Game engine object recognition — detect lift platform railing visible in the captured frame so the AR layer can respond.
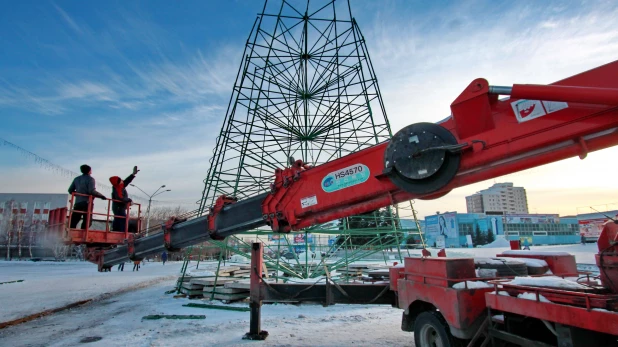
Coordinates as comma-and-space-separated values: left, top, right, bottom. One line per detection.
65, 192, 141, 245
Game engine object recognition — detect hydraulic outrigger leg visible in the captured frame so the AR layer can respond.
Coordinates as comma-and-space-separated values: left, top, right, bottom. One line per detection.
243, 242, 268, 340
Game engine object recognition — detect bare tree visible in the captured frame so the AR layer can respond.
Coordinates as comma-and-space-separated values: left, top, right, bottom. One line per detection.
1, 200, 17, 260
140, 205, 190, 234
17, 218, 23, 260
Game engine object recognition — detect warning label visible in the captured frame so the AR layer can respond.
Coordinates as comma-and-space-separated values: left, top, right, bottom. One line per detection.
511, 99, 568, 123
300, 195, 318, 209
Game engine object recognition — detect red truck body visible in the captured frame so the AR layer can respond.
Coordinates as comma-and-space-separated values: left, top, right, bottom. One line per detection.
388, 224, 618, 346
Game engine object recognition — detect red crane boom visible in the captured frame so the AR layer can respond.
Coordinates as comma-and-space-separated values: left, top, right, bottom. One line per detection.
62, 61, 618, 272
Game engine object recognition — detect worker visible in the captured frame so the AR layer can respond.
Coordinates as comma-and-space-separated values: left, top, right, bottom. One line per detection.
581, 234, 586, 245
523, 238, 531, 250
109, 166, 139, 232
162, 251, 168, 265
133, 260, 141, 271
68, 164, 107, 229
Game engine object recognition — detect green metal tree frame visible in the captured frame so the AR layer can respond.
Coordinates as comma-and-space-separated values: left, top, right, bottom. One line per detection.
198, 0, 391, 211
194, 0, 426, 282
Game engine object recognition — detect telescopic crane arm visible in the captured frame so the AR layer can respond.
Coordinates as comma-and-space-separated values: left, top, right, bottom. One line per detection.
92, 61, 618, 270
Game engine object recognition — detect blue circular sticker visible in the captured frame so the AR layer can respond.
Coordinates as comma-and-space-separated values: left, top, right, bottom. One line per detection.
321, 164, 370, 193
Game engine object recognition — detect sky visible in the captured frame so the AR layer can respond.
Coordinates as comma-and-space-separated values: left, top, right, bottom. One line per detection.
1, 0, 618, 218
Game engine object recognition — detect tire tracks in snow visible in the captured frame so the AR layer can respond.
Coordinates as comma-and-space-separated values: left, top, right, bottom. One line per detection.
0, 274, 177, 329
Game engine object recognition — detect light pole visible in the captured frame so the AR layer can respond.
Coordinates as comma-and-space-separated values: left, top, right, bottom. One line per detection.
130, 184, 171, 236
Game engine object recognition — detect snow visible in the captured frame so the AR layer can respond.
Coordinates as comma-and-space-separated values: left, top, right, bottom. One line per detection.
577, 263, 600, 273
592, 308, 618, 314
285, 277, 328, 284
0, 279, 413, 346
229, 255, 250, 263
452, 281, 492, 289
407, 243, 600, 264
506, 276, 590, 290
474, 257, 525, 266
480, 236, 511, 248
564, 276, 602, 286
0, 260, 184, 323
517, 292, 551, 303
495, 257, 548, 268
0, 242, 604, 345
501, 250, 571, 256
474, 257, 511, 265
185, 269, 216, 277
489, 291, 511, 296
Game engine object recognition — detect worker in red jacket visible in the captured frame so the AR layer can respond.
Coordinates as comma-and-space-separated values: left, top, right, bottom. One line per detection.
109, 166, 139, 232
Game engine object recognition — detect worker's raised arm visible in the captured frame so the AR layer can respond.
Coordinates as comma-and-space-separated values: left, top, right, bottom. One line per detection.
123, 166, 139, 186
123, 174, 136, 186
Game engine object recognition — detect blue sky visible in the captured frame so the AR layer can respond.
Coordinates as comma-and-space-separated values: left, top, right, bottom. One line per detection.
2, 0, 618, 216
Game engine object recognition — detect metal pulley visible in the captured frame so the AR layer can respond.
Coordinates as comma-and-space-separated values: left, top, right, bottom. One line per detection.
383, 122, 461, 194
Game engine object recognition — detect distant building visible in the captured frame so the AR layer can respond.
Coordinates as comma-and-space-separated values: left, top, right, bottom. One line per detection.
422, 212, 579, 248
0, 193, 69, 229
465, 182, 528, 214
576, 210, 618, 242
0, 193, 70, 259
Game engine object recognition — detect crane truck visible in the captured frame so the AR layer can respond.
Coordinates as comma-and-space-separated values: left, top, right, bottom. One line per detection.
62, 60, 618, 346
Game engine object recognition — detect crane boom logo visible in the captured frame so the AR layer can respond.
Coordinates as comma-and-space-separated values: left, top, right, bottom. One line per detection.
321, 164, 370, 193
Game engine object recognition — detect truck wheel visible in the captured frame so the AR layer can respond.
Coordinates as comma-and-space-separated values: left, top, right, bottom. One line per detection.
414, 311, 460, 347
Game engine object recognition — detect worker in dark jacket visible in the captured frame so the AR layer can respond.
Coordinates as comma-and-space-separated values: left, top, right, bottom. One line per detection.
68, 164, 107, 229
109, 166, 139, 232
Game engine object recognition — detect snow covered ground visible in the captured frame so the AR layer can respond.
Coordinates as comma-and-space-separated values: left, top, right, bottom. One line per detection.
0, 243, 602, 346
0, 260, 184, 323
0, 281, 411, 347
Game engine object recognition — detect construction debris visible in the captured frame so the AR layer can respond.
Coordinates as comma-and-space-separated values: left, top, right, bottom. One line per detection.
177, 263, 274, 302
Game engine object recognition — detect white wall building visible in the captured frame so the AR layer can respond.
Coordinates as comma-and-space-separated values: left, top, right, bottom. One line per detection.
465, 183, 528, 214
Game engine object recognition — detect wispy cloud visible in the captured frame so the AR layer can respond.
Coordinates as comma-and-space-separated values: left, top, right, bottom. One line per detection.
52, 3, 82, 35
1, 50, 239, 117
0, 82, 66, 115
352, 1, 618, 217
57, 81, 116, 101
127, 48, 241, 104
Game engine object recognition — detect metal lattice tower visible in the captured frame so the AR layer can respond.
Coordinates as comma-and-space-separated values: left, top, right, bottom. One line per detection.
187, 1, 427, 281
198, 0, 392, 212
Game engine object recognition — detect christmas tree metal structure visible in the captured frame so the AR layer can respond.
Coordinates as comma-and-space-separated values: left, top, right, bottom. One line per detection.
194, 0, 426, 281
198, 0, 391, 211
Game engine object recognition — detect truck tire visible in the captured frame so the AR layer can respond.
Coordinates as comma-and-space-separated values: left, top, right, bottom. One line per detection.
414, 311, 461, 347
474, 258, 528, 277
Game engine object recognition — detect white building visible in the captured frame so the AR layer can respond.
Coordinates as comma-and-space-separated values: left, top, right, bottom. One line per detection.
0, 193, 69, 228
465, 183, 528, 214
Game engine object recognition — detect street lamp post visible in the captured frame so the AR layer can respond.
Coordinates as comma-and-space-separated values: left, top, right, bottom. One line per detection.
130, 184, 171, 236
